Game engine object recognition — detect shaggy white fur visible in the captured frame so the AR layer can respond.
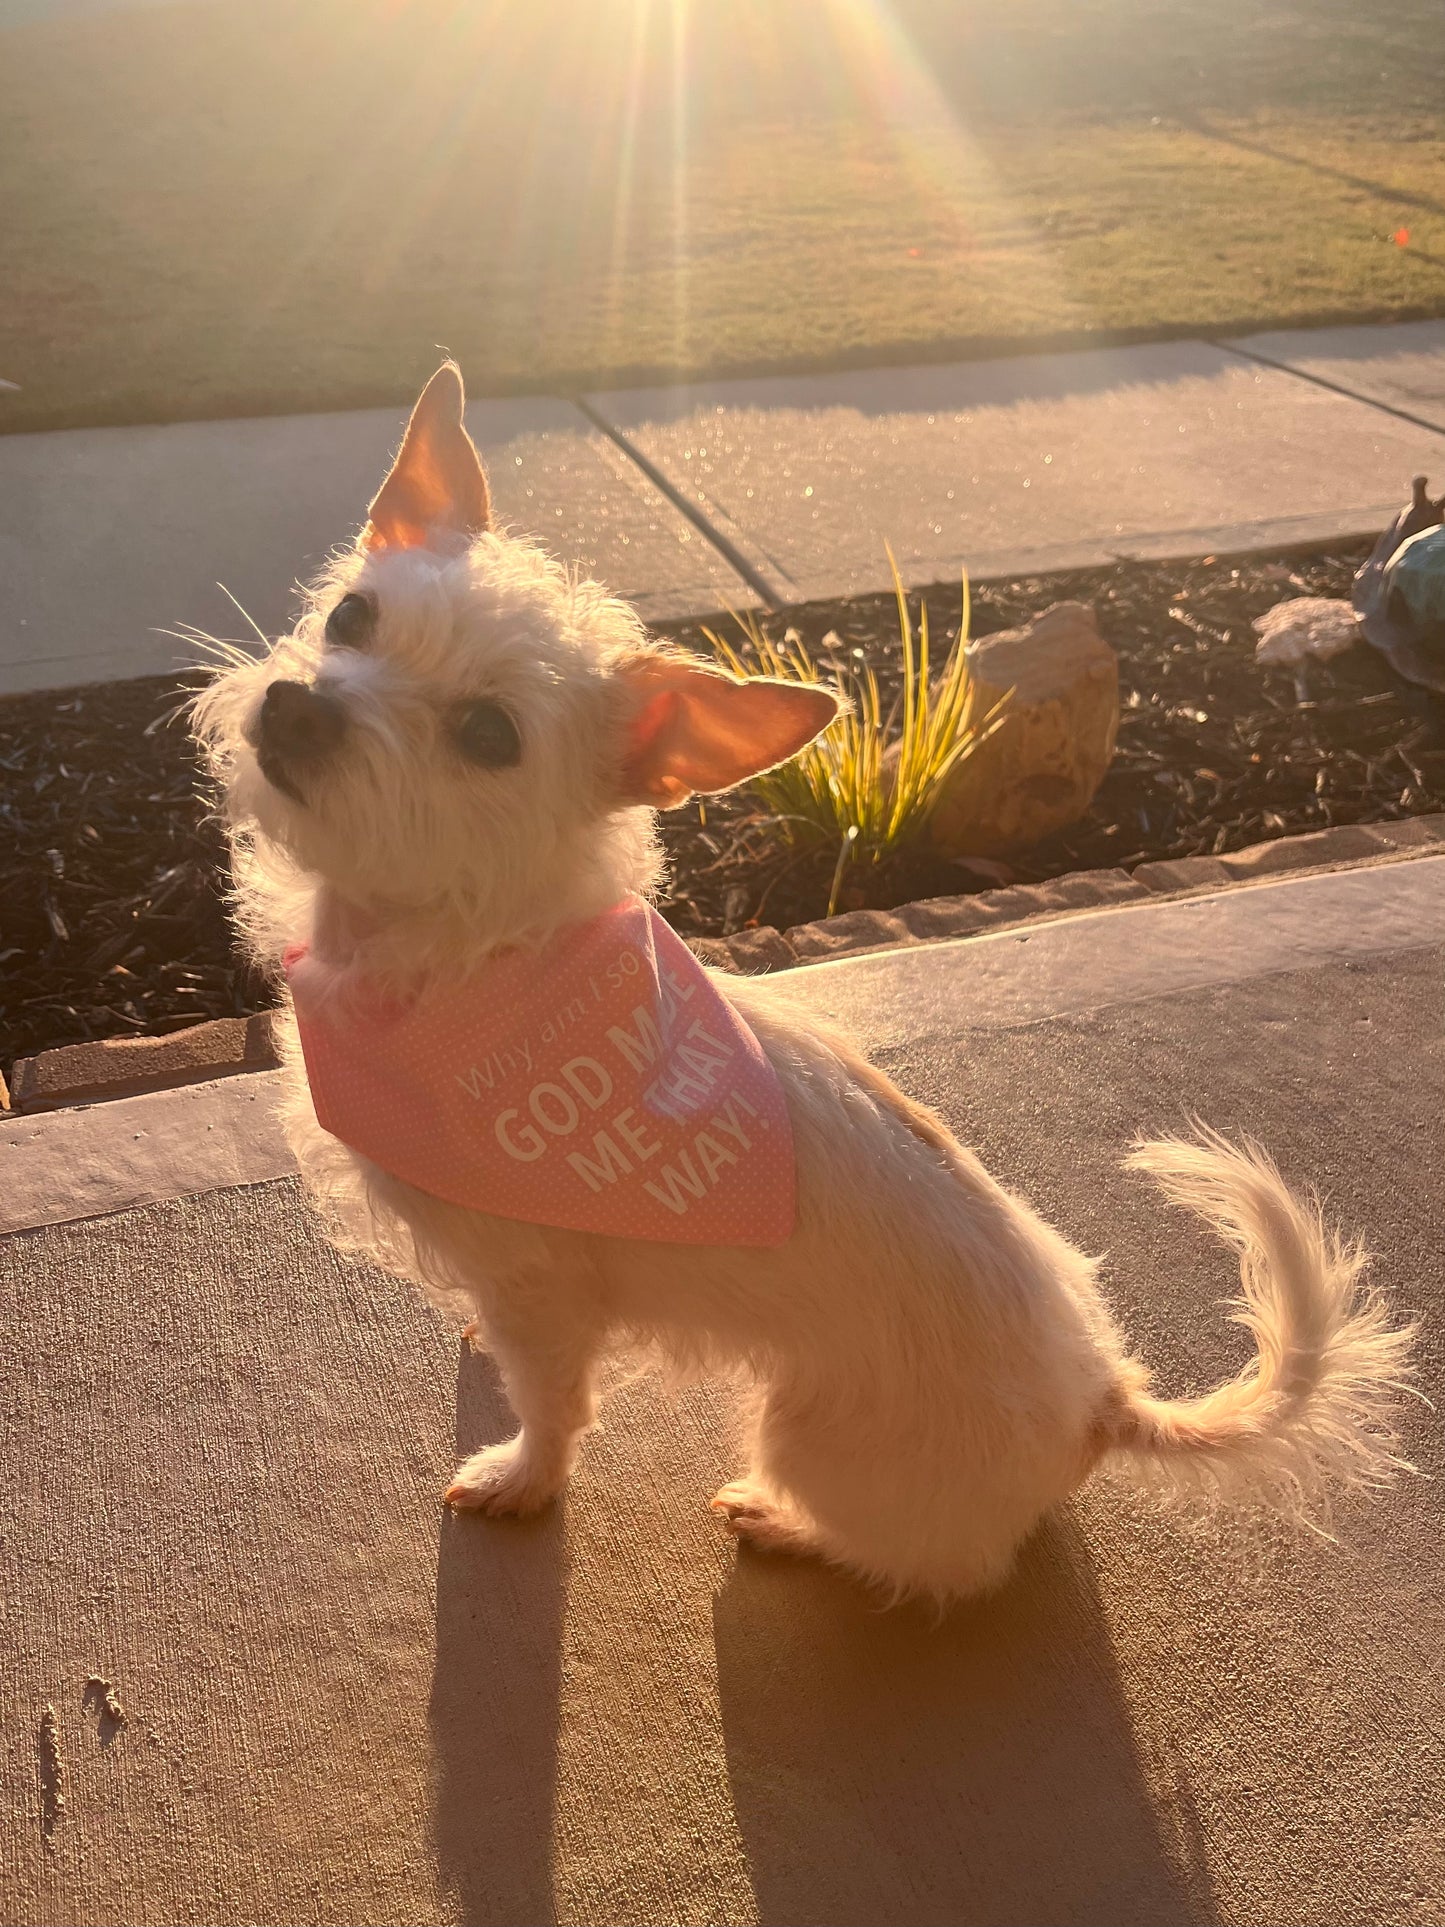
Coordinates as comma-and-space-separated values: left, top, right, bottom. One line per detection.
194, 364, 1417, 1605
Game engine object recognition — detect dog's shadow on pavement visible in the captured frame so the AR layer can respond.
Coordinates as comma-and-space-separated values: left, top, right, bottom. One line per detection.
428, 1345, 567, 1927
713, 1508, 1219, 1927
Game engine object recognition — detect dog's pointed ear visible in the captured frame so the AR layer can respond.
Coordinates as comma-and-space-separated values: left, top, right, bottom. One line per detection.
613, 652, 840, 807
362, 362, 492, 553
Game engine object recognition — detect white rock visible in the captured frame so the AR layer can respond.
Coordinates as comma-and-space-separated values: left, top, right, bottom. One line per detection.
1252, 596, 1360, 666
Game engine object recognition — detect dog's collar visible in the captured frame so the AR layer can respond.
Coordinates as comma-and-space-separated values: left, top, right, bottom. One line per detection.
284, 897, 796, 1246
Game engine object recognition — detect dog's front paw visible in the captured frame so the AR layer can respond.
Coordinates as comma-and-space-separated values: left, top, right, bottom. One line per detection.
445, 1437, 563, 1517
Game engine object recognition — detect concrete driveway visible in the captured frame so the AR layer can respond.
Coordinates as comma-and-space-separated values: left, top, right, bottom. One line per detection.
2, 856, 1441, 1925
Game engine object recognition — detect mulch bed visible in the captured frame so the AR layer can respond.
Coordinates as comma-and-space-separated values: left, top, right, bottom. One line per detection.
3, 539, 1443, 1078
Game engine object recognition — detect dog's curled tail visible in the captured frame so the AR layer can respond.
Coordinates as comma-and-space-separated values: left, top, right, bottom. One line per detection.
1099, 1130, 1418, 1525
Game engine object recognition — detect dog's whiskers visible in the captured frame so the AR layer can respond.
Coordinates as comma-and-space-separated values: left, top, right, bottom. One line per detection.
215, 581, 272, 647
161, 623, 262, 672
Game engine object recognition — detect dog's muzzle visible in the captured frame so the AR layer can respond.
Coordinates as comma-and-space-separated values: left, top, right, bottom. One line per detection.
254, 679, 346, 795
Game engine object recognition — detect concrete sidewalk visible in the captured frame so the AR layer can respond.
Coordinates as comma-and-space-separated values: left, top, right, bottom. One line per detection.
587, 331, 1445, 605
3, 320, 1445, 696
0, 398, 750, 695
1229, 318, 1445, 432
3, 853, 1441, 1926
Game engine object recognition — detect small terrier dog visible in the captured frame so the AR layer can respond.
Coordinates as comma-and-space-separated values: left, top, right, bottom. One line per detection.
195, 364, 1414, 1604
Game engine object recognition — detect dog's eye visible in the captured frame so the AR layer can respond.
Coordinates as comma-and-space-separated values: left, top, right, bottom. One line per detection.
325, 592, 376, 650
453, 699, 521, 769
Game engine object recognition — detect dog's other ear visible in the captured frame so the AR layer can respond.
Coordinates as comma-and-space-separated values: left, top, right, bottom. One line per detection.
362, 362, 492, 552
614, 652, 839, 806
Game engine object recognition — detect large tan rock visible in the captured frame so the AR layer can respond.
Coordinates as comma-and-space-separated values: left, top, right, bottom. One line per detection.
931, 601, 1119, 856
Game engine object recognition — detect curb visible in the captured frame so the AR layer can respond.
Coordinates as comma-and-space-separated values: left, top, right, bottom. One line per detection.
7, 815, 1443, 1115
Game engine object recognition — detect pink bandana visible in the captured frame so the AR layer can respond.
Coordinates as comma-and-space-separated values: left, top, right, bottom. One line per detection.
284, 899, 795, 1247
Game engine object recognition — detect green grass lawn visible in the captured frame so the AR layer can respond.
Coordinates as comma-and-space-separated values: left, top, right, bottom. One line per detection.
3, 0, 1443, 432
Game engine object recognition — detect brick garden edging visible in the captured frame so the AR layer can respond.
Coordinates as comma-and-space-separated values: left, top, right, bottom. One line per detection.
5, 1012, 279, 1115
5, 814, 1442, 1114
693, 813, 1445, 972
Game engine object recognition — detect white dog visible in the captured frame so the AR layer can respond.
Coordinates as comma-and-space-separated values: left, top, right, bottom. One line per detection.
194, 364, 1415, 1605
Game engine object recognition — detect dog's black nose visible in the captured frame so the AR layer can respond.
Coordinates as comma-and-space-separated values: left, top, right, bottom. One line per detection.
258, 678, 346, 765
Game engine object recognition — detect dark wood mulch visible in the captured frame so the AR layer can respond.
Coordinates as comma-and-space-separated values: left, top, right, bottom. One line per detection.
0, 680, 264, 1077
656, 540, 1445, 937
3, 540, 1443, 1078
